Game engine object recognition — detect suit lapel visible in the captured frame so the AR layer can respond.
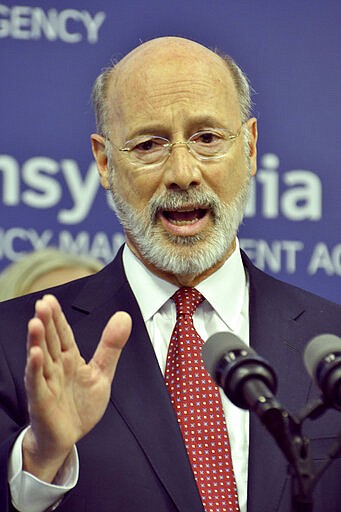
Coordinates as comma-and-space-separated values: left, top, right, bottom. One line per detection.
242, 252, 312, 511
70, 249, 204, 512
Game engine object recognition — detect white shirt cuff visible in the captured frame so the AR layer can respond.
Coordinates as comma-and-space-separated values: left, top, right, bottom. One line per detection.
8, 427, 79, 512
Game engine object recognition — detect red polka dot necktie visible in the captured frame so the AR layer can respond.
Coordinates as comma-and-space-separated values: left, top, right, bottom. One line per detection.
165, 287, 240, 512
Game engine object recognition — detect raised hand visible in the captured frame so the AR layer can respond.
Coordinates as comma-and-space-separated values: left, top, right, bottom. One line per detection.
22, 294, 131, 482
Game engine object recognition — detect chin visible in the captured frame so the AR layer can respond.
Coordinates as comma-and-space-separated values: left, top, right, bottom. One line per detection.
138, 229, 234, 277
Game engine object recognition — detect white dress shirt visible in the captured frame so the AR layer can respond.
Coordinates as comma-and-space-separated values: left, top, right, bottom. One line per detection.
9, 240, 250, 512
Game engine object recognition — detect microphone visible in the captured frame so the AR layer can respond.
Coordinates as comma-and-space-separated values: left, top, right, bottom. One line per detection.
201, 332, 280, 417
303, 334, 341, 411
201, 332, 318, 472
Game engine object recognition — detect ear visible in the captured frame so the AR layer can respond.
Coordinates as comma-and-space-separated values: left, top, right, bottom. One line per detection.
245, 117, 258, 176
91, 134, 111, 189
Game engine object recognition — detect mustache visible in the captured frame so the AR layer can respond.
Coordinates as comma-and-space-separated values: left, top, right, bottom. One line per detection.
148, 188, 221, 220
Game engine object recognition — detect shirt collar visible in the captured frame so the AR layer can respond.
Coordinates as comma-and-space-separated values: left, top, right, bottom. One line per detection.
123, 240, 247, 331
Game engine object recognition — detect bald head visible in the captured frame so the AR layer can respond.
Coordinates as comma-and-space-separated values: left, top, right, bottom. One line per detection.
114, 37, 227, 75
92, 37, 251, 137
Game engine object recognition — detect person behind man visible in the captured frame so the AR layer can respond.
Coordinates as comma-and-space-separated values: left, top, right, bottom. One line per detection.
0, 37, 340, 512
0, 248, 103, 301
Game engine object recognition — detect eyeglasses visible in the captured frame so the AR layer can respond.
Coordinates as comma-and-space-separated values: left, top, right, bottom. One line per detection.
107, 126, 243, 167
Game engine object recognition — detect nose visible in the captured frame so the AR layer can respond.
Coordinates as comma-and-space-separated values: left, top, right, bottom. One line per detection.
163, 143, 202, 190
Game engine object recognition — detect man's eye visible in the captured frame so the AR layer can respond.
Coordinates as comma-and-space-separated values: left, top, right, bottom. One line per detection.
195, 132, 221, 144
134, 139, 155, 151
133, 138, 165, 152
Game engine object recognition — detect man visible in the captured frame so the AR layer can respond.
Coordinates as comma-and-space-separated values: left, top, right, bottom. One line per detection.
0, 37, 340, 512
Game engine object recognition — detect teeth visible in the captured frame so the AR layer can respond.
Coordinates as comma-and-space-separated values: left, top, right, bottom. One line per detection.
169, 218, 199, 225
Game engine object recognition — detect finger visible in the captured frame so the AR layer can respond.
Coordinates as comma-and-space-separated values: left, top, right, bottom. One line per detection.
27, 315, 55, 379
91, 311, 132, 382
34, 297, 62, 362
43, 295, 78, 353
24, 344, 47, 404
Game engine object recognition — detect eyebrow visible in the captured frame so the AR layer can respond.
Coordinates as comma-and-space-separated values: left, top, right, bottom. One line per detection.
125, 115, 235, 140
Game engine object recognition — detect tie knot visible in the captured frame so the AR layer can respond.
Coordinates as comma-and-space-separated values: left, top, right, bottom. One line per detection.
172, 287, 204, 318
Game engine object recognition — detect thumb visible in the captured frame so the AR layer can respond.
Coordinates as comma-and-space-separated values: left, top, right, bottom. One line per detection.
91, 311, 132, 382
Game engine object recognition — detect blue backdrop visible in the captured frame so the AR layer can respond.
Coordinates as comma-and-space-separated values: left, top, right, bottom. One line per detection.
0, 0, 340, 303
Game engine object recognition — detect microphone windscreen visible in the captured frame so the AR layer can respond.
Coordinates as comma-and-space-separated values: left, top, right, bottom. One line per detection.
201, 331, 250, 377
303, 334, 341, 378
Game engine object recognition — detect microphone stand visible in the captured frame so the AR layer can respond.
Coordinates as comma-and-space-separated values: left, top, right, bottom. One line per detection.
254, 393, 341, 512
204, 334, 341, 511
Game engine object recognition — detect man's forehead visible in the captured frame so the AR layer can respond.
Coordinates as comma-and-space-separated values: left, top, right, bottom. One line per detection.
102, 37, 242, 135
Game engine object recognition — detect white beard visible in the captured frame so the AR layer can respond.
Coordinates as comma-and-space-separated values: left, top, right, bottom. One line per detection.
107, 170, 251, 277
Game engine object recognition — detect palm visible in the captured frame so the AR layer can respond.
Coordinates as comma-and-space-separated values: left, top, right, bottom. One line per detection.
24, 295, 131, 475
29, 346, 112, 448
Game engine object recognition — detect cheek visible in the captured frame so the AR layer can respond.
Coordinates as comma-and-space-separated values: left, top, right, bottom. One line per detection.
113, 163, 161, 207
204, 157, 248, 202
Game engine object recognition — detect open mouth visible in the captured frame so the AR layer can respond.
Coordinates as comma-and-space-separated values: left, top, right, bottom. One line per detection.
162, 208, 208, 225
158, 206, 211, 237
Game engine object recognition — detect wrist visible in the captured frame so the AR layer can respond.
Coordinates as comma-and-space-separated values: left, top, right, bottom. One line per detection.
22, 427, 72, 483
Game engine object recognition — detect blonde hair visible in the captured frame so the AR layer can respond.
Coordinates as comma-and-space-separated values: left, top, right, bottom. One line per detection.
0, 248, 103, 301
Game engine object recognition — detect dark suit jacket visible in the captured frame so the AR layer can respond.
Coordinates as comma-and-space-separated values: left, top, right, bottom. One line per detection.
0, 249, 340, 512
